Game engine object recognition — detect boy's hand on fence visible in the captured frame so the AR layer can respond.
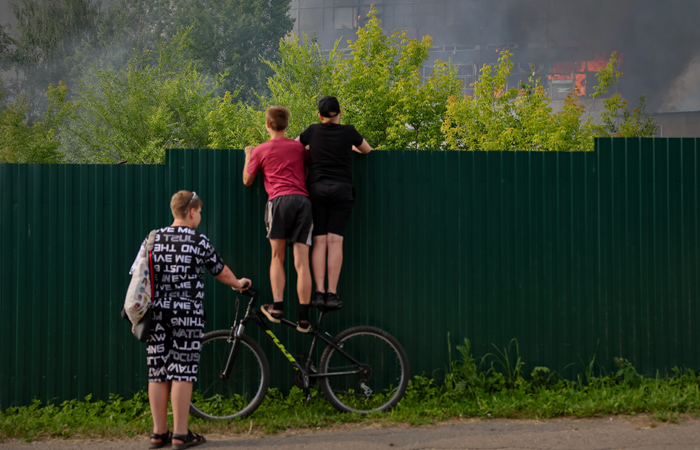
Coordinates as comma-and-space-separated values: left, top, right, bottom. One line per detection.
244, 146, 255, 157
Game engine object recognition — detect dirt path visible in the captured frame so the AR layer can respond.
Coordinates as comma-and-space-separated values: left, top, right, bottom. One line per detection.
4, 415, 700, 450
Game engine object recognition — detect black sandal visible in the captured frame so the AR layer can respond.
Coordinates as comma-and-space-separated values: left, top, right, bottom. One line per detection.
172, 430, 206, 450
149, 431, 172, 449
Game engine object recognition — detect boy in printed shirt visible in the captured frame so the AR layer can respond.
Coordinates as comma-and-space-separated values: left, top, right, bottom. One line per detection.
139, 190, 250, 449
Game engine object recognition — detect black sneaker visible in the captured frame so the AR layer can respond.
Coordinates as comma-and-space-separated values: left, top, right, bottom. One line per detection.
312, 291, 326, 308
324, 293, 343, 311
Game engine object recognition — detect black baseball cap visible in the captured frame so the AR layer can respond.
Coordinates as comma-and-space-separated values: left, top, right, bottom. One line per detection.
318, 96, 340, 118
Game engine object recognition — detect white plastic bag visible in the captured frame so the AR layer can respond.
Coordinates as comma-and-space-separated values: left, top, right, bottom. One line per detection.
124, 230, 157, 325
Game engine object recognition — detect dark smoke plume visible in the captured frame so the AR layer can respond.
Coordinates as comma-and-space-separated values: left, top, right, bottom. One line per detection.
586, 0, 700, 111
430, 0, 700, 111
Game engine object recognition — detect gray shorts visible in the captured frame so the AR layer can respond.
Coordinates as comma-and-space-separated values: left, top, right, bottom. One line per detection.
264, 194, 313, 245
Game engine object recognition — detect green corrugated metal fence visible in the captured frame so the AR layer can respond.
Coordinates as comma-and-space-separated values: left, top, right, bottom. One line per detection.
1, 138, 699, 408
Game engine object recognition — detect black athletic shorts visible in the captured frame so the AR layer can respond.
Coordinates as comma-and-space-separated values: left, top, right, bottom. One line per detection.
308, 181, 355, 237
264, 194, 313, 244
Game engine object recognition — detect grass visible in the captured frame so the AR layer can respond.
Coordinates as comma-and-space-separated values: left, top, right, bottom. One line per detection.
3, 338, 700, 442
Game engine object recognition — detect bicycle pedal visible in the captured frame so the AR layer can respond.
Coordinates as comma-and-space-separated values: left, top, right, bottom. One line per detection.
305, 392, 313, 406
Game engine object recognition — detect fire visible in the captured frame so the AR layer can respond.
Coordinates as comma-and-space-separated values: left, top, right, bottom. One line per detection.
547, 73, 586, 95
547, 54, 621, 96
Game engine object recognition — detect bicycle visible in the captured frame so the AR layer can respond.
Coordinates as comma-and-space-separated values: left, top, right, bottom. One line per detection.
189, 286, 409, 420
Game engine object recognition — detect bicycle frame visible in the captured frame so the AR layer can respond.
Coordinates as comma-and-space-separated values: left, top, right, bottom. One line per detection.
220, 289, 366, 392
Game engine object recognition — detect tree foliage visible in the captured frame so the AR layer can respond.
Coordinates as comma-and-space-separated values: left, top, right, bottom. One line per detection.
332, 7, 462, 150
588, 52, 658, 138
223, 6, 461, 151
208, 7, 462, 150
0, 82, 77, 163
90, 0, 293, 103
263, 34, 339, 136
205, 33, 338, 149
61, 30, 218, 164
10, 0, 101, 114
206, 92, 266, 149
442, 50, 658, 151
174, 0, 294, 102
0, 24, 16, 69
0, 2, 661, 162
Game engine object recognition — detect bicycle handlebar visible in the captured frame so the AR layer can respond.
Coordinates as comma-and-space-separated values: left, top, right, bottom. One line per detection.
240, 286, 257, 298
231, 281, 257, 298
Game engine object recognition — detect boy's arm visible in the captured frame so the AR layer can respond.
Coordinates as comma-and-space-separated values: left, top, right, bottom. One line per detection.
242, 146, 256, 186
295, 135, 310, 150
215, 265, 251, 290
352, 139, 373, 154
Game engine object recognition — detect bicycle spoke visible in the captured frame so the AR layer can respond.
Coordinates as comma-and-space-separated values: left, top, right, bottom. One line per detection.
190, 332, 269, 420
320, 327, 409, 414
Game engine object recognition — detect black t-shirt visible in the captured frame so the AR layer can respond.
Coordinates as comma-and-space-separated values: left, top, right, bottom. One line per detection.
299, 123, 364, 185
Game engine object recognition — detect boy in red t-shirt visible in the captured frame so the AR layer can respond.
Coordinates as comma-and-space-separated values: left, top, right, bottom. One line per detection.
243, 106, 313, 332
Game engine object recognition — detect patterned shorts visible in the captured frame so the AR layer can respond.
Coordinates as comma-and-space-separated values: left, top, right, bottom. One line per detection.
146, 306, 205, 383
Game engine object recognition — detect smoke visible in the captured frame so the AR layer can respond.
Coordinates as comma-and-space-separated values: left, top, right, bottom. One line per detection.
586, 0, 700, 112
433, 0, 700, 112
662, 57, 700, 111
5, 0, 700, 113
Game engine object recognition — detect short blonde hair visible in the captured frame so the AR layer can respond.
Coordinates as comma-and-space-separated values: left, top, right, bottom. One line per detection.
170, 190, 202, 219
265, 106, 289, 131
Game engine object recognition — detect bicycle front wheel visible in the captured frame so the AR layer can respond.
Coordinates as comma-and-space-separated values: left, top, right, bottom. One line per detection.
319, 326, 409, 414
190, 331, 270, 420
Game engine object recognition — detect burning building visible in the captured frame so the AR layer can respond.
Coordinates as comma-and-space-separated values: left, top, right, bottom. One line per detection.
289, 0, 700, 116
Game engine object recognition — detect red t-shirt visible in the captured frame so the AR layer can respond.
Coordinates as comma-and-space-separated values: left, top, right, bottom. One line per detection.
246, 137, 310, 200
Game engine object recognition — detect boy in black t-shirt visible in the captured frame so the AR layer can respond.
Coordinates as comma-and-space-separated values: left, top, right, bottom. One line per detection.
297, 96, 373, 310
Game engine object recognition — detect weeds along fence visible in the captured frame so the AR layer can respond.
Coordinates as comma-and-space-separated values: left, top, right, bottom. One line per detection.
2, 138, 699, 407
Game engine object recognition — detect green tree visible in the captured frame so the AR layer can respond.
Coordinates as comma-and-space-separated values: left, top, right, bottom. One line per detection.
0, 82, 77, 163
173, 0, 294, 103
333, 7, 462, 150
206, 91, 266, 149
61, 30, 218, 164
0, 24, 15, 72
240, 7, 461, 150
205, 33, 336, 150
443, 51, 525, 151
11, 0, 101, 115
263, 34, 340, 136
442, 50, 658, 151
587, 52, 659, 138
75, 0, 174, 73
545, 92, 591, 151
92, 0, 293, 103
211, 7, 462, 150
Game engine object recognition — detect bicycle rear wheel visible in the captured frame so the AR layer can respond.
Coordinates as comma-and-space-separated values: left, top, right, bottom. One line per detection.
319, 326, 409, 414
190, 330, 269, 420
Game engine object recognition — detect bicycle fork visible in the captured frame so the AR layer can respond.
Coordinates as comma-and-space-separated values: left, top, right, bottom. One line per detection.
218, 325, 245, 381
